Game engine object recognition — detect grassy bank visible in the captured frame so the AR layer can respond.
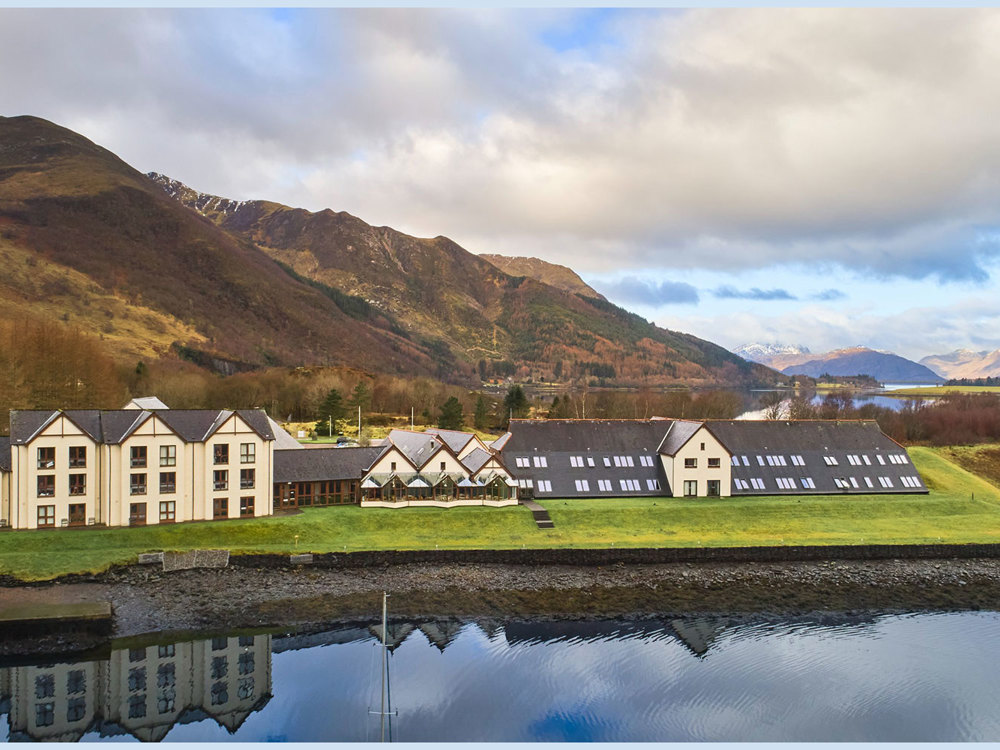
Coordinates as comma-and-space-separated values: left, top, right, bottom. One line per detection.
886, 385, 1000, 397
2, 447, 999, 581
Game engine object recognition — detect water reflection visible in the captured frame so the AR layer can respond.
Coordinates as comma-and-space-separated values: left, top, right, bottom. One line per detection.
3, 611, 1000, 742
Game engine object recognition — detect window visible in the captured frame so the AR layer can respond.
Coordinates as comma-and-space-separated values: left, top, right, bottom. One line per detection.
211, 656, 228, 679
684, 458, 697, 469
130, 473, 146, 495
159, 471, 176, 494
587, 457, 595, 467
802, 477, 816, 489
603, 457, 611, 467
864, 476, 874, 488
128, 695, 146, 719
618, 479, 640, 491
238, 651, 255, 675
35, 674, 55, 699
626, 456, 634, 467
876, 454, 886, 465
35, 702, 55, 727
647, 479, 660, 491
214, 444, 229, 465
214, 470, 228, 491
239, 635, 255, 647
757, 455, 765, 466
69, 473, 86, 496
129, 667, 147, 692
159, 644, 175, 658
212, 637, 228, 651
707, 480, 721, 497
130, 446, 147, 468
731, 456, 740, 466
214, 498, 229, 519
240, 496, 255, 517
708, 458, 721, 468
750, 478, 766, 490
37, 446, 55, 469
847, 454, 860, 466
238, 676, 255, 700
37, 505, 55, 527
68, 503, 86, 526
834, 478, 849, 489
878, 476, 894, 488
532, 456, 547, 468
37, 475, 55, 498
574, 479, 590, 492
766, 455, 776, 467
536, 480, 552, 492
901, 476, 921, 488
791, 455, 805, 466
67, 697, 87, 723
734, 478, 749, 490
158, 693, 175, 715
570, 456, 584, 467
515, 457, 529, 468
211, 681, 229, 705
683, 480, 697, 497
130, 503, 147, 526
776, 478, 798, 490
597, 479, 613, 492
700, 442, 706, 450
240, 442, 255, 464
159, 445, 176, 467
823, 456, 839, 466
640, 455, 655, 467
240, 468, 255, 489
741, 455, 750, 466
129, 647, 146, 663
69, 445, 87, 468
159, 501, 176, 523
390, 461, 397, 471
67, 670, 86, 694
439, 461, 446, 472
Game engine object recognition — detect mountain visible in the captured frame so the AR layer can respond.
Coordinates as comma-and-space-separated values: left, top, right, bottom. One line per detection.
479, 254, 604, 300
145, 171, 780, 387
734, 343, 811, 367
780, 347, 943, 384
920, 349, 1000, 380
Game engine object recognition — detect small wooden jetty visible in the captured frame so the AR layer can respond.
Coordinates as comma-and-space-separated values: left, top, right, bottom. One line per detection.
0, 601, 112, 639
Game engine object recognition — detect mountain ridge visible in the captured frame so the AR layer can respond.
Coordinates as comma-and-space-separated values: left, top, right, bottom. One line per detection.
920, 348, 1000, 380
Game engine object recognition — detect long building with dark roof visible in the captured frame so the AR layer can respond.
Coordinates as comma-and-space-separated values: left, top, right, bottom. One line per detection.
500, 418, 927, 499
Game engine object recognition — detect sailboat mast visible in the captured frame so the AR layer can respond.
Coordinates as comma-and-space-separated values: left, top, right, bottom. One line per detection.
380, 590, 388, 743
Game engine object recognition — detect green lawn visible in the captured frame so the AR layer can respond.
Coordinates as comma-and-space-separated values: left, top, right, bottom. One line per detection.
887, 385, 1000, 397
2, 446, 1000, 581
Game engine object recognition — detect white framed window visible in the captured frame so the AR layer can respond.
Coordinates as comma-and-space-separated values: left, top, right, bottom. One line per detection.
862, 455, 872, 465
598, 479, 612, 492
536, 480, 552, 492
515, 457, 529, 468
626, 456, 635, 467
864, 476, 874, 488
587, 457, 595, 467
613, 456, 623, 467
834, 478, 848, 489
570, 456, 584, 468
823, 456, 839, 466
876, 454, 886, 465
849, 477, 859, 488
731, 456, 740, 466
801, 477, 816, 489
641, 455, 655, 467
757, 455, 765, 466
603, 457, 611, 467
618, 479, 640, 491
646, 479, 660, 491
878, 476, 894, 488
766, 456, 776, 467
791, 455, 805, 466
741, 455, 750, 466
733, 478, 748, 490
574, 479, 590, 492
750, 477, 766, 490
533, 456, 547, 468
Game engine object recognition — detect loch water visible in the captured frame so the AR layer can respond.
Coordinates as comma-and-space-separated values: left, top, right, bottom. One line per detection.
3, 609, 1000, 742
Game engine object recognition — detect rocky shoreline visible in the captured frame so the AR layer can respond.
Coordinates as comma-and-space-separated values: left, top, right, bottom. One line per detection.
3, 557, 1000, 655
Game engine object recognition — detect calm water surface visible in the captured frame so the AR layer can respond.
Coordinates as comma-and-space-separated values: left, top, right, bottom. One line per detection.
2, 609, 999, 742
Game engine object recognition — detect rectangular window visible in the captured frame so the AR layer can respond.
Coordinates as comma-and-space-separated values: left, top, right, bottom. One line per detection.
37, 475, 55, 497
613, 456, 623, 467
626, 456, 634, 467
536, 479, 552, 492
640, 455, 655, 467
734, 478, 748, 490
130, 473, 147, 495
802, 477, 816, 489
129, 647, 146, 663
683, 480, 697, 497
879, 476, 894, 488
159, 472, 176, 494
214, 470, 228, 491
238, 651, 255, 675
731, 456, 740, 466
68, 473, 86, 496
532, 456, 547, 468
791, 455, 805, 466
684, 458, 697, 469
159, 445, 176, 467
587, 457, 595, 467
597, 479, 612, 492
67, 670, 86, 695
129, 667, 146, 692
67, 697, 87, 723
238, 676, 255, 700
757, 455, 765, 466
750, 478, 766, 490
603, 456, 611, 467
213, 497, 228, 519
766, 455, 776, 467
240, 468, 255, 489
37, 446, 55, 469
130, 445, 147, 468
574, 479, 590, 492
706, 480, 721, 497
211, 656, 228, 680
876, 454, 886, 465
240, 442, 255, 464
570, 456, 583, 467
647, 479, 660, 491
708, 457, 721, 468
35, 702, 55, 727
37, 505, 55, 527
159, 501, 176, 523
823, 456, 839, 466
130, 503, 147, 526
214, 444, 229, 465
68, 503, 86, 526
128, 695, 147, 719
240, 496, 255, 517
69, 445, 87, 468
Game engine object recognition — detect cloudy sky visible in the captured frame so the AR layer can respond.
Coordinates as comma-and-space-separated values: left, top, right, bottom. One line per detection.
3, 7, 1000, 359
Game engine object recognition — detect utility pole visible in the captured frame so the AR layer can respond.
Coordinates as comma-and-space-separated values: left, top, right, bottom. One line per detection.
411, 407, 414, 429
358, 405, 362, 441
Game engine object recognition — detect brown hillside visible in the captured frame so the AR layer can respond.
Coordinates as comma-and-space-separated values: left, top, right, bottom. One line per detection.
479, 254, 604, 300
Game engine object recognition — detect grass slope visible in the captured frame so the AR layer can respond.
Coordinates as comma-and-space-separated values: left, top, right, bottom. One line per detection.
887, 386, 1000, 396
2, 447, 999, 581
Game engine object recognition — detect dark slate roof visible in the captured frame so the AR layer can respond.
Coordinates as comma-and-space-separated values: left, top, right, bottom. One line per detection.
386, 429, 446, 469
10, 410, 58, 444
60, 410, 106, 442
706, 420, 926, 496
236, 409, 275, 440
425, 428, 474, 454
461, 447, 493, 474
274, 446, 385, 483
504, 419, 672, 454
0, 436, 10, 472
658, 420, 704, 456
490, 432, 512, 451
155, 409, 228, 442
100, 410, 149, 443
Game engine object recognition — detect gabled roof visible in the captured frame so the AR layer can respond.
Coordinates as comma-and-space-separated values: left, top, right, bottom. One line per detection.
124, 396, 169, 410
235, 409, 275, 441
490, 432, 512, 451
657, 420, 705, 456
99, 409, 151, 443
385, 429, 446, 469
425, 428, 477, 454
704, 419, 897, 454
461, 447, 493, 475
155, 409, 230, 442
268, 417, 303, 450
274, 446, 384, 483
9, 410, 56, 444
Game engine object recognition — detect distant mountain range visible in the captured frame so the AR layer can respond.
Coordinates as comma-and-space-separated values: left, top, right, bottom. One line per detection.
0, 114, 780, 388
738, 344, 944, 384
919, 349, 1000, 380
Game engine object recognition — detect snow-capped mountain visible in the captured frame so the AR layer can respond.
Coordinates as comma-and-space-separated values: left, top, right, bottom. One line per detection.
733, 343, 811, 365
920, 349, 1000, 380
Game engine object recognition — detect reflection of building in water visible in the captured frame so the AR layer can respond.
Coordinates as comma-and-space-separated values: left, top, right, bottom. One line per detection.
418, 621, 465, 652
0, 634, 272, 742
